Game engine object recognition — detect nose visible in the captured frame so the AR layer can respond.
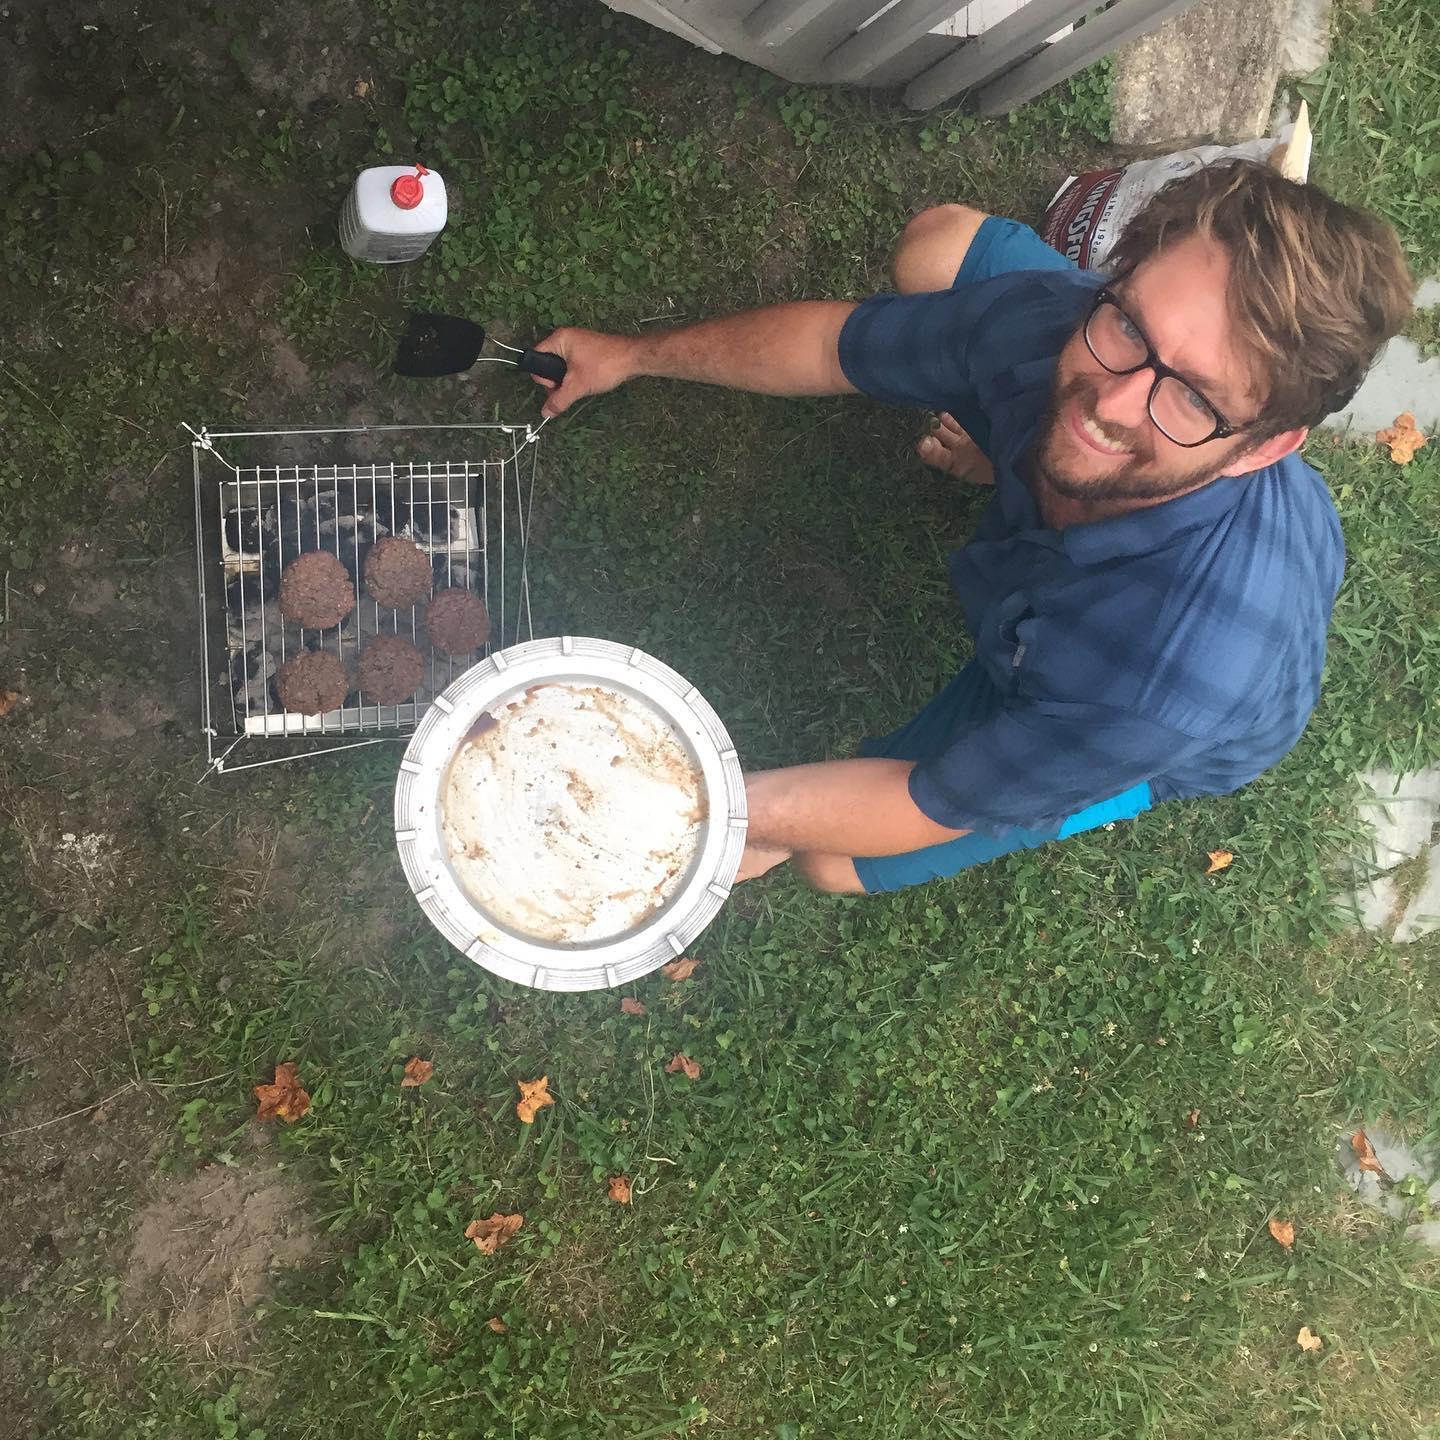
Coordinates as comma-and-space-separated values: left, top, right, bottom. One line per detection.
1092, 366, 1153, 430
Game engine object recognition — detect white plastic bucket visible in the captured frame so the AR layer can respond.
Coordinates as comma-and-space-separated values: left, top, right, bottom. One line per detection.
340, 164, 448, 263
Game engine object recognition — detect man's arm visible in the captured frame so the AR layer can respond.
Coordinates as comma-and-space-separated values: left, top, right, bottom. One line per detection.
745, 758, 970, 858
531, 302, 858, 417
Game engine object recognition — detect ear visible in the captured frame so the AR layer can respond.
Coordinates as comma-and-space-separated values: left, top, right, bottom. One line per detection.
1219, 426, 1308, 477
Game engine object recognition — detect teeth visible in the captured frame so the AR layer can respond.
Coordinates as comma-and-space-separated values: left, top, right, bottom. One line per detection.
1080, 410, 1128, 455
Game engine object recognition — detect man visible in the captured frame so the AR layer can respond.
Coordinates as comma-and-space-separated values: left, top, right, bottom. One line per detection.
532, 161, 1413, 896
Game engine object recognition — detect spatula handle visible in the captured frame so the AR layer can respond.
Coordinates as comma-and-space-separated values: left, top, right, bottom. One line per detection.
518, 348, 567, 384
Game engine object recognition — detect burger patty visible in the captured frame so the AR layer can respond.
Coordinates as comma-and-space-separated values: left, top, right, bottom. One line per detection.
358, 634, 426, 704
426, 587, 491, 655
364, 536, 433, 609
278, 550, 355, 630
275, 649, 349, 716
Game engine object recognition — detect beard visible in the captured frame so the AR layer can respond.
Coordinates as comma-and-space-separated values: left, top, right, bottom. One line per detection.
1031, 374, 1244, 505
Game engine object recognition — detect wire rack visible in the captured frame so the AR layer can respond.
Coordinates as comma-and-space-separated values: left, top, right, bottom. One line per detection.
188, 422, 543, 775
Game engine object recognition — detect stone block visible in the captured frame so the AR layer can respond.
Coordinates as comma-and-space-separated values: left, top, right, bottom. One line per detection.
1276, 0, 1333, 76
1110, 0, 1292, 147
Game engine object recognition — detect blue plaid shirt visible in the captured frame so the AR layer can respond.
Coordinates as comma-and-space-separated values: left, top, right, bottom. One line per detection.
838, 269, 1345, 835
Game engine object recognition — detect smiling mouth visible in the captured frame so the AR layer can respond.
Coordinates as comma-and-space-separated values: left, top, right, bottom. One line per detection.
1069, 402, 1132, 458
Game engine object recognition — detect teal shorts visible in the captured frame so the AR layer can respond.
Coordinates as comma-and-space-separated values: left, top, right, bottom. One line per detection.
955, 214, 1075, 285
850, 662, 1152, 895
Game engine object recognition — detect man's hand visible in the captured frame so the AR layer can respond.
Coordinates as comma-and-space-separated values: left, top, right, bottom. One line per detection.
530, 327, 641, 418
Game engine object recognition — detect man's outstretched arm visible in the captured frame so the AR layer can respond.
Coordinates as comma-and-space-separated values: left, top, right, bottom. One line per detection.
531, 302, 859, 417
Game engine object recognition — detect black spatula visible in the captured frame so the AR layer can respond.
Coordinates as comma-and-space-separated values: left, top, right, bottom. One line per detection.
393, 312, 568, 383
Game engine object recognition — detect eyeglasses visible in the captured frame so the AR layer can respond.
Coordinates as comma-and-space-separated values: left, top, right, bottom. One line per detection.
1082, 288, 1247, 448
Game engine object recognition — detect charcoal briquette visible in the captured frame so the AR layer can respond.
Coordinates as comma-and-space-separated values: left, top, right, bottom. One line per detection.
223, 509, 264, 554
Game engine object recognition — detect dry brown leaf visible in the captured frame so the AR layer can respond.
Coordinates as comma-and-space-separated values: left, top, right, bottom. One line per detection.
1376, 411, 1429, 465
660, 957, 699, 981
1268, 1217, 1295, 1251
253, 1061, 311, 1123
608, 1174, 633, 1204
665, 1052, 701, 1081
619, 997, 647, 1016
1296, 1326, 1323, 1353
353, 78, 371, 98
1350, 1128, 1386, 1177
1184, 1108, 1201, 1129
400, 1056, 435, 1088
465, 1212, 524, 1255
486, 1316, 508, 1333
1205, 849, 1234, 875
0, 690, 21, 718
516, 1075, 554, 1124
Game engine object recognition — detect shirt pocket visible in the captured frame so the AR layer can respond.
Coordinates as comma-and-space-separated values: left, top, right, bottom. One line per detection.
981, 590, 1038, 698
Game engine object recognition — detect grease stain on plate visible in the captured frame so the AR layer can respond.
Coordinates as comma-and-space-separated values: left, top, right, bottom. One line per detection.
441, 681, 705, 945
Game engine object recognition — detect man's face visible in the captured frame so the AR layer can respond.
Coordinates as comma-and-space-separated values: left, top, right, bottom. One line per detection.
1035, 234, 1264, 506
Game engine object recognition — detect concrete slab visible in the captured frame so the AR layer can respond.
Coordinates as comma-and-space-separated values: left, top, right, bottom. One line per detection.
1408, 1220, 1440, 1252
1394, 853, 1440, 944
1336, 1125, 1440, 1242
1353, 765, 1440, 870
1338, 766, 1440, 942
1321, 276, 1440, 436
1276, 0, 1333, 77
1110, 0, 1292, 146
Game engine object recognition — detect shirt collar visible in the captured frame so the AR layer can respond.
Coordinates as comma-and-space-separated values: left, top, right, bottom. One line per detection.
1059, 473, 1251, 563
994, 452, 1253, 562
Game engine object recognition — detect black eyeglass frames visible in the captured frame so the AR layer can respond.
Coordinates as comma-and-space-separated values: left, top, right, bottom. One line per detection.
1081, 288, 1246, 448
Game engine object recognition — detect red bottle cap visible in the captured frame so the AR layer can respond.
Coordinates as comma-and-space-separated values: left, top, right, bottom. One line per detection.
390, 170, 425, 209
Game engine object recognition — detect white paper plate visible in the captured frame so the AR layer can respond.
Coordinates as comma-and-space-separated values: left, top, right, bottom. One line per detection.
394, 636, 747, 991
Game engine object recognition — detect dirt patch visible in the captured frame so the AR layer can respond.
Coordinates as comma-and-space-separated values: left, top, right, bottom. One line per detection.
122, 1161, 317, 1353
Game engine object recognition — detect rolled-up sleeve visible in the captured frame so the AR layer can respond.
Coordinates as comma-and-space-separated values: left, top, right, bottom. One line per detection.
839, 288, 985, 410
838, 269, 1099, 458
908, 700, 1208, 837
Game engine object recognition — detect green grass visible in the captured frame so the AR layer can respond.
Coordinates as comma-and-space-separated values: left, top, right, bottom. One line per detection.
3, 1, 1440, 1437
10, 427, 1440, 1439
1303, 0, 1440, 276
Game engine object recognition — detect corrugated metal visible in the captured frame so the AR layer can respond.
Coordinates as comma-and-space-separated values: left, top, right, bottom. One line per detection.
903, 0, 1093, 105
600, 0, 1199, 110
823, 0, 980, 81
969, 0, 1198, 112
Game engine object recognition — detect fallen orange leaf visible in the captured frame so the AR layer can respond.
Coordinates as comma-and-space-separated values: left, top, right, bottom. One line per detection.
660, 957, 699, 981
608, 1174, 633, 1204
0, 690, 20, 718
1296, 1326, 1323, 1353
1376, 411, 1428, 465
400, 1056, 435, 1088
516, 1075, 554, 1124
1205, 849, 1234, 875
464, 1213, 524, 1255
665, 1052, 701, 1081
1184, 1108, 1201, 1129
1268, 1218, 1295, 1251
1350, 1129, 1386, 1177
486, 1316, 508, 1333
253, 1061, 310, 1123
620, 997, 647, 1016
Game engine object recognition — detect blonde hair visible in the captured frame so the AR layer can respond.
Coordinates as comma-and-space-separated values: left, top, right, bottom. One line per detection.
1106, 160, 1414, 434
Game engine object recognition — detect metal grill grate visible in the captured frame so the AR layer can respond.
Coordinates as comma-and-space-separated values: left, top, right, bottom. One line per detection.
189, 423, 542, 774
